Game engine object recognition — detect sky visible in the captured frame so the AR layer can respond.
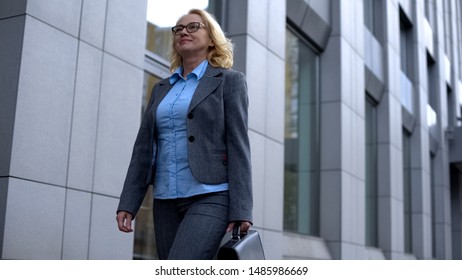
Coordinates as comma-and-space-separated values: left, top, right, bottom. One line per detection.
146, 0, 209, 27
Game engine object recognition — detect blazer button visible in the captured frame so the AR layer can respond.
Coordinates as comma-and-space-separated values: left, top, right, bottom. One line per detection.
188, 136, 195, 142
188, 113, 194, 119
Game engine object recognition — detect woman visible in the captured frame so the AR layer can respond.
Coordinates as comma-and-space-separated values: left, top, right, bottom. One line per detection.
116, 9, 253, 260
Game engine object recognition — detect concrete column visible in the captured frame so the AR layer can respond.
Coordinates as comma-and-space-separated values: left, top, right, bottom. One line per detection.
409, 0, 433, 260
319, 0, 367, 259
226, 0, 286, 259
378, 0, 406, 259
432, 0, 454, 259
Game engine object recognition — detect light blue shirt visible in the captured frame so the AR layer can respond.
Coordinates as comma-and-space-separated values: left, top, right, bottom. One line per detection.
153, 60, 229, 199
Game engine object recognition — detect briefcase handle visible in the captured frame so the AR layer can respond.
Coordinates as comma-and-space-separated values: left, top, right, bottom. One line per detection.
231, 222, 248, 240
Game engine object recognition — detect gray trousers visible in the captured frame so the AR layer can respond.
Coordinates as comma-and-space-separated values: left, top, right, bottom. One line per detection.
153, 191, 229, 259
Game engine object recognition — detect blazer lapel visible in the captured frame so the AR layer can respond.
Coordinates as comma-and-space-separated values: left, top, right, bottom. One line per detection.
151, 79, 173, 129
188, 65, 223, 112
152, 79, 173, 110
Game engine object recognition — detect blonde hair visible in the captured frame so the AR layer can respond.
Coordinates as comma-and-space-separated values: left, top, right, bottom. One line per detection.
169, 9, 234, 72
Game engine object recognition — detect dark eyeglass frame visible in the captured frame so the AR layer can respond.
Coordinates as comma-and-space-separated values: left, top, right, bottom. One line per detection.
171, 22, 206, 35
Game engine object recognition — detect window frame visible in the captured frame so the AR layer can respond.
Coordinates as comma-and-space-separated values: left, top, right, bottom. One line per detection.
283, 25, 321, 236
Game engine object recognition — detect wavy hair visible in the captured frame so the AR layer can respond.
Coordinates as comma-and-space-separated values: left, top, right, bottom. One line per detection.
169, 9, 234, 72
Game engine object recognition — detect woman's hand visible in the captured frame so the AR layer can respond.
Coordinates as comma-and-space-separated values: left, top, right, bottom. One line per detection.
226, 221, 251, 235
116, 211, 133, 233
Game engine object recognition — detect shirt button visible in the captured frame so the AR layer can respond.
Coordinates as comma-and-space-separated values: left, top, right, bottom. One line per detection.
188, 136, 195, 142
188, 113, 194, 119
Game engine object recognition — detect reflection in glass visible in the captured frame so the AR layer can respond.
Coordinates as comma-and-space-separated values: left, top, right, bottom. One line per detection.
284, 29, 320, 236
146, 22, 172, 62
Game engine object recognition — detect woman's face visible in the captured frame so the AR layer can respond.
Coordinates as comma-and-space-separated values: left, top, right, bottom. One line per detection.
173, 13, 212, 60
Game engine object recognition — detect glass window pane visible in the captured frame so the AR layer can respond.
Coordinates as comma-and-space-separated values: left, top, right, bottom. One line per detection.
284, 29, 320, 236
364, 0, 373, 32
145, 21, 172, 62
403, 130, 412, 253
365, 96, 378, 247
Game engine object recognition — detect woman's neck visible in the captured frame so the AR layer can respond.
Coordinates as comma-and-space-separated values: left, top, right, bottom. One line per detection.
182, 56, 207, 77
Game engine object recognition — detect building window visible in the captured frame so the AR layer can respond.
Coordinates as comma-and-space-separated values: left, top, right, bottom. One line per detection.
365, 95, 378, 247
447, 86, 455, 129
403, 129, 413, 254
134, 0, 222, 260
427, 56, 438, 136
457, 0, 462, 80
443, 0, 452, 60
427, 57, 437, 111
145, 11, 172, 63
284, 28, 320, 236
400, 7, 414, 114
400, 12, 412, 76
364, 0, 383, 40
425, 0, 435, 29
364, 0, 374, 32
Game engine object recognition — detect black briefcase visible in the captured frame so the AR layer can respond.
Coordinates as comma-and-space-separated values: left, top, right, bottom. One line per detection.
217, 225, 265, 260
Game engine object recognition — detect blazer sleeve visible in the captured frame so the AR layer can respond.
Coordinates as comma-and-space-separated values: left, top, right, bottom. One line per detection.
223, 70, 253, 223
116, 86, 156, 218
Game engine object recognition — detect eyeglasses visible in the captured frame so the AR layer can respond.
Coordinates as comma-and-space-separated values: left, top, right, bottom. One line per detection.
171, 22, 205, 35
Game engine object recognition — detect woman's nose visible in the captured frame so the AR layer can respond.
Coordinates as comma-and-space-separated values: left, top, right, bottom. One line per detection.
177, 28, 188, 35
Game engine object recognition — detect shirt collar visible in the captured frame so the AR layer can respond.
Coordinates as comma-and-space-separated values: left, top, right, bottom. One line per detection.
170, 60, 208, 84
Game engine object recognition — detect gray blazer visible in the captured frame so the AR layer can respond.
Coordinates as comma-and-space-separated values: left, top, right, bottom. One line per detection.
117, 65, 253, 223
